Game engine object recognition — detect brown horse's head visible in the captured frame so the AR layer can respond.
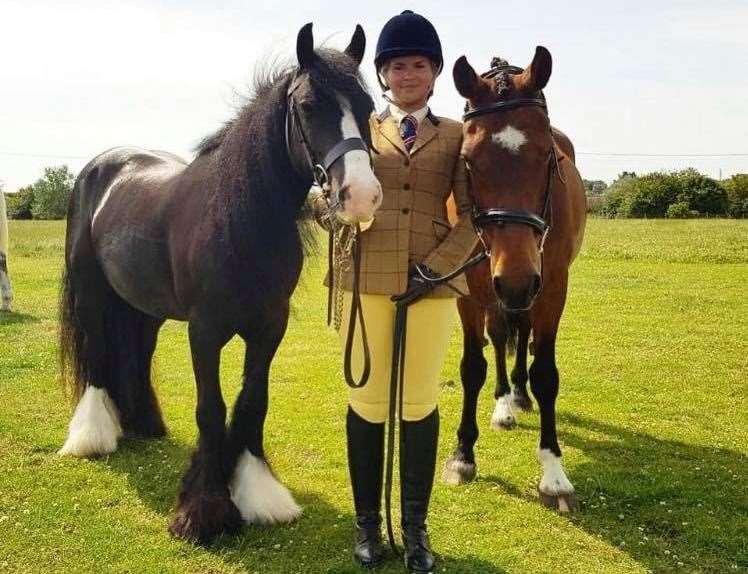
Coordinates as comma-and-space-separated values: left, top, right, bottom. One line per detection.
454, 47, 554, 312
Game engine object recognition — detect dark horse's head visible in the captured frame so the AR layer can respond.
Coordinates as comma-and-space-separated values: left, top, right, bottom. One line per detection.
454, 47, 555, 312
289, 23, 382, 224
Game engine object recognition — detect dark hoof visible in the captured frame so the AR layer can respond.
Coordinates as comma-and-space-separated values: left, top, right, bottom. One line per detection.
442, 456, 476, 485
169, 491, 243, 544
512, 392, 533, 412
538, 490, 579, 513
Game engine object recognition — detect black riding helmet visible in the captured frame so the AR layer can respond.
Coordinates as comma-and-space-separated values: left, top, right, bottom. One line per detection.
374, 10, 443, 91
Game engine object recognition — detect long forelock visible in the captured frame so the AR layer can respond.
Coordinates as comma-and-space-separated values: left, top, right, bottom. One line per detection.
307, 49, 374, 130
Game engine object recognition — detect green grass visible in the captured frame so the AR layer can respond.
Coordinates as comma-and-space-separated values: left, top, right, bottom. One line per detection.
1, 218, 746, 574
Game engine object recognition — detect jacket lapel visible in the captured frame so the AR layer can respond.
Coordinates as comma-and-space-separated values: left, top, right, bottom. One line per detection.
374, 115, 408, 157
409, 117, 438, 156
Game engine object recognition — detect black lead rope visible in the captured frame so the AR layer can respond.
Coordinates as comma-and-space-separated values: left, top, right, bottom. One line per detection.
384, 300, 408, 556
326, 224, 372, 389
343, 230, 371, 388
381, 251, 489, 556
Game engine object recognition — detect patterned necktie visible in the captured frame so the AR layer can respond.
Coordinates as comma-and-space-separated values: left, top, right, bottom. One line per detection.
400, 114, 418, 152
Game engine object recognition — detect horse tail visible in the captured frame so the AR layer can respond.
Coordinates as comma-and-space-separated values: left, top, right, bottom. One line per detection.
59, 164, 165, 456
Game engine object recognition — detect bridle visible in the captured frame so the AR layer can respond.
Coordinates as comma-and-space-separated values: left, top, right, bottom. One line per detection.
284, 70, 373, 389
285, 72, 370, 210
461, 64, 564, 311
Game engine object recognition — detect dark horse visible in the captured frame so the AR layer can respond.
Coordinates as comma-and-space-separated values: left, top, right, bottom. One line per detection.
58, 23, 381, 543
441, 48, 586, 512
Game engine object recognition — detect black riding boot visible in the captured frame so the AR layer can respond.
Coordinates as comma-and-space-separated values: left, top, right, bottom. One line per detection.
347, 407, 386, 568
400, 409, 439, 574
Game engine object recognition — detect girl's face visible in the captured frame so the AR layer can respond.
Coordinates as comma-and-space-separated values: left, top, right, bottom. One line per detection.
381, 55, 436, 109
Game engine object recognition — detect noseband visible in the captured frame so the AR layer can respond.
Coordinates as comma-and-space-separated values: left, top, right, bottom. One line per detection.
285, 72, 370, 210
462, 64, 563, 310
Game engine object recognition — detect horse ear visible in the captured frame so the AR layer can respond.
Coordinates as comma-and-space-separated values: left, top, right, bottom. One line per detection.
453, 56, 480, 99
525, 46, 552, 91
344, 25, 366, 66
297, 22, 315, 69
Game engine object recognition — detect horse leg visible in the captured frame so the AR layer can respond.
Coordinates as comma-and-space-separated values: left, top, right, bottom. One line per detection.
119, 316, 167, 438
511, 319, 533, 412
487, 308, 515, 430
529, 278, 577, 513
443, 297, 487, 485
169, 320, 242, 543
0, 251, 12, 311
225, 309, 301, 525
59, 260, 124, 457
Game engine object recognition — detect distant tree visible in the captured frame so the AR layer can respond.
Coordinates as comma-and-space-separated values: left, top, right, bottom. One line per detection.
6, 185, 35, 220
600, 168, 730, 218
666, 201, 693, 218
673, 169, 727, 216
723, 174, 748, 218
31, 165, 75, 220
582, 179, 608, 194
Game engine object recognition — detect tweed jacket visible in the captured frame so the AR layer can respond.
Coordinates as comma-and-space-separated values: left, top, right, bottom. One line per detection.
318, 108, 478, 298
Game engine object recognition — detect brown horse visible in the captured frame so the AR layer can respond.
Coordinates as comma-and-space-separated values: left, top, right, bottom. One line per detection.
442, 47, 586, 512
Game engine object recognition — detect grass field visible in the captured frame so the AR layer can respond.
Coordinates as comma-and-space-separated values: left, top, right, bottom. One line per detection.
0, 219, 746, 574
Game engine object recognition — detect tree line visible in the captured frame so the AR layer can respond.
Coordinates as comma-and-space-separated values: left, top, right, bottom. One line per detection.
3, 165, 747, 220
585, 169, 747, 218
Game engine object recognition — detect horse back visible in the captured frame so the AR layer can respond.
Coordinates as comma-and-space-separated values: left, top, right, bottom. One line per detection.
68, 147, 191, 319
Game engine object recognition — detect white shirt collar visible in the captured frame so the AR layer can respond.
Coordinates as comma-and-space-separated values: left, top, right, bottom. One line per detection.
388, 102, 430, 124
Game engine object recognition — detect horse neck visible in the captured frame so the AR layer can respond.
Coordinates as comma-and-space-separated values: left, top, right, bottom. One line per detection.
219, 78, 310, 253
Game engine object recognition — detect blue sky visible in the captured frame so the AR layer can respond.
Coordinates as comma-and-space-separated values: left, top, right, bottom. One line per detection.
1, 0, 746, 191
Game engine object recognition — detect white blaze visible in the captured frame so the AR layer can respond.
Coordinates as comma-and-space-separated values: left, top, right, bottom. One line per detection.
335, 95, 381, 223
492, 125, 527, 154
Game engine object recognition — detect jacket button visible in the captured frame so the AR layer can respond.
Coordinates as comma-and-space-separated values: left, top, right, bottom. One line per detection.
403, 159, 410, 167
403, 183, 410, 190
401, 208, 410, 215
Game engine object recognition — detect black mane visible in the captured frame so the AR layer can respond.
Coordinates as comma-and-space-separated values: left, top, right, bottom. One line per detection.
194, 49, 373, 261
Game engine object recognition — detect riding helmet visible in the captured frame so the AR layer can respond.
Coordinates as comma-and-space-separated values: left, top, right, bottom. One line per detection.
374, 10, 443, 75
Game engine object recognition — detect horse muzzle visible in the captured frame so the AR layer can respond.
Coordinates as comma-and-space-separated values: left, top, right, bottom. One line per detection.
492, 272, 542, 313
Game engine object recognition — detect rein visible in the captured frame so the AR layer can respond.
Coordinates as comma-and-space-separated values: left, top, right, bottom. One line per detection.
285, 71, 372, 388
382, 252, 488, 555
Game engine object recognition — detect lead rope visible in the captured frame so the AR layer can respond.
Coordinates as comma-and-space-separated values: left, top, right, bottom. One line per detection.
384, 299, 408, 556
382, 251, 489, 556
326, 219, 371, 389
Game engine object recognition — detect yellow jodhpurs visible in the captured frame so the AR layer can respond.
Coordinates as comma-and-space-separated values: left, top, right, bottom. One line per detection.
338, 291, 458, 424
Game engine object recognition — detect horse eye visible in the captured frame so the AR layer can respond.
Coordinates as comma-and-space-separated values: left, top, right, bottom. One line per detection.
298, 99, 314, 112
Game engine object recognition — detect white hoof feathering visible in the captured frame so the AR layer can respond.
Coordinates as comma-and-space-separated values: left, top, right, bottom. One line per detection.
537, 448, 575, 496
230, 450, 302, 525
59, 386, 123, 457
490, 395, 516, 430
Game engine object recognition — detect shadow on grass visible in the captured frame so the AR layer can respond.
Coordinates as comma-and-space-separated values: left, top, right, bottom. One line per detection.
103, 435, 506, 573
0, 311, 40, 325
481, 412, 746, 573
